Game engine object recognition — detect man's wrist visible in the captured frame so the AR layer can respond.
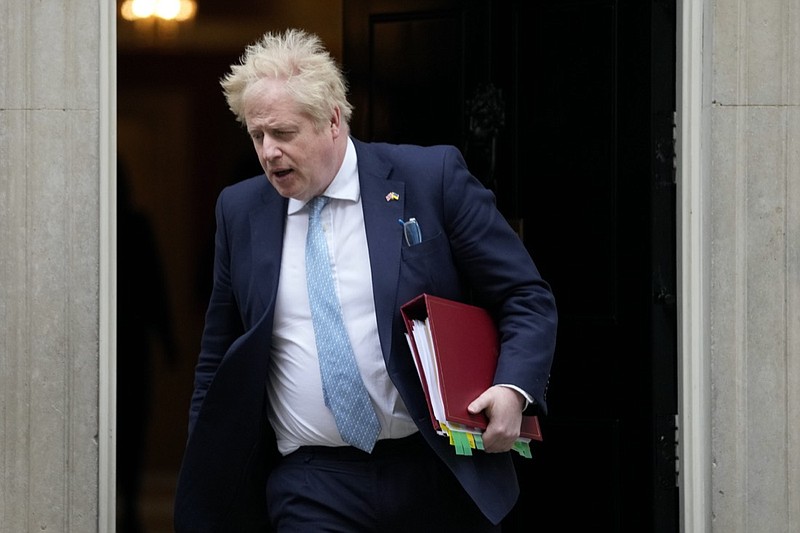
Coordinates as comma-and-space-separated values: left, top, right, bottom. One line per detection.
496, 384, 533, 411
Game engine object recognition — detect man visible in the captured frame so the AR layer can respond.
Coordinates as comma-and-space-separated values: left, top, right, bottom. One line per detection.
174, 28, 557, 532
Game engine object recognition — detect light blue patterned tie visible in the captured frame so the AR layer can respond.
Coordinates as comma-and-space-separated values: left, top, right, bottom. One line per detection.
305, 196, 381, 452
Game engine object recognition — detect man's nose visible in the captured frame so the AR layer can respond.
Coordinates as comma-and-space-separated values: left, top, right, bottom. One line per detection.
261, 137, 281, 160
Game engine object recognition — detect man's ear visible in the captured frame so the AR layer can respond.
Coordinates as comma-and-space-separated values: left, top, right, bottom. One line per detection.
329, 106, 342, 136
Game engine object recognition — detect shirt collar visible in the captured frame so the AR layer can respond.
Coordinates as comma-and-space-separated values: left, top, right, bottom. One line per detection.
288, 137, 359, 215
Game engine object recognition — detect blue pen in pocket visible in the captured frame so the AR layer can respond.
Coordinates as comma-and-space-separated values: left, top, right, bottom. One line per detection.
398, 218, 422, 246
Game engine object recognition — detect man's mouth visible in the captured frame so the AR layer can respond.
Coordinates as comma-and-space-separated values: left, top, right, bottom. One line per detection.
272, 169, 293, 179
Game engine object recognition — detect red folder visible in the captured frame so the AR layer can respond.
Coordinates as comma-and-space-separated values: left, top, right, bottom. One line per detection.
400, 293, 542, 441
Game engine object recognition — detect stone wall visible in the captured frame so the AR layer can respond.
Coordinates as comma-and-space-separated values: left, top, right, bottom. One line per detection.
1, 1, 112, 531
708, 0, 800, 531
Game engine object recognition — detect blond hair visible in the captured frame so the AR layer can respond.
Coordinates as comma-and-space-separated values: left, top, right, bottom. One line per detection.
221, 28, 353, 129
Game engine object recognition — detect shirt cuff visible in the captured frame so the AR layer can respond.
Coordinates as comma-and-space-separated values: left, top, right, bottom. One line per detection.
496, 384, 534, 411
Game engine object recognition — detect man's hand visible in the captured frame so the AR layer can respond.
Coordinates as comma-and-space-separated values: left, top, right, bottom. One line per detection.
467, 385, 525, 453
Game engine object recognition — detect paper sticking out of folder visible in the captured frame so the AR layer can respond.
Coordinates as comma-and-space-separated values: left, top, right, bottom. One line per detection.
400, 293, 542, 458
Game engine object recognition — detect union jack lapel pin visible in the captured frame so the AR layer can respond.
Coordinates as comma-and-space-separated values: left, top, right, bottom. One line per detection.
385, 191, 400, 202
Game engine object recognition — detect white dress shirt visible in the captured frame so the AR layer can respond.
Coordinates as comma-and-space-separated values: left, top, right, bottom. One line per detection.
266, 138, 418, 455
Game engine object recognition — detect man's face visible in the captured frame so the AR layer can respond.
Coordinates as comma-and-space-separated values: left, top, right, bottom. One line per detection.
243, 78, 342, 202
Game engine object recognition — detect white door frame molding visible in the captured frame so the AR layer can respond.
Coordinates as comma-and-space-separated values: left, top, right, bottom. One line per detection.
99, 1, 117, 530
676, 0, 711, 532
97, 2, 710, 531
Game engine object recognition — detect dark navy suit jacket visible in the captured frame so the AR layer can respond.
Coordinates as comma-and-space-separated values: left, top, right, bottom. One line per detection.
174, 138, 557, 531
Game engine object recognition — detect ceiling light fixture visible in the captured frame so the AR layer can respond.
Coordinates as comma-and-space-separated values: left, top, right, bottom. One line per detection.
120, 0, 197, 22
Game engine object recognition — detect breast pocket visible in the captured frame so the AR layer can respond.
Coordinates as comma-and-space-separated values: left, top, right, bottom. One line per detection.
399, 231, 460, 295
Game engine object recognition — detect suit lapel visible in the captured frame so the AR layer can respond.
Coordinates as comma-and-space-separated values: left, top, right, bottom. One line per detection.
249, 189, 288, 317
355, 141, 405, 362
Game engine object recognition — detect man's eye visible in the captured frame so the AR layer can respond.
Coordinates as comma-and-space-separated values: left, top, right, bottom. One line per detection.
250, 131, 263, 141
275, 130, 296, 138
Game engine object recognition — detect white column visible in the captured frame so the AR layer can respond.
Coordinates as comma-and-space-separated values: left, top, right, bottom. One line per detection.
707, 0, 800, 531
0, 0, 116, 531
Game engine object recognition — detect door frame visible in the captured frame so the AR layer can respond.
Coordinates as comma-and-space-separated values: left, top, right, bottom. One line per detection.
99, 2, 117, 531
676, 0, 711, 532
96, 1, 712, 531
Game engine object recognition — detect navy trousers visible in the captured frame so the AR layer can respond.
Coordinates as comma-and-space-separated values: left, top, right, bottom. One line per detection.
266, 433, 501, 532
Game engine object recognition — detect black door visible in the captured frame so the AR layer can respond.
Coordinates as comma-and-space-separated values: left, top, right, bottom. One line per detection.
343, 1, 678, 531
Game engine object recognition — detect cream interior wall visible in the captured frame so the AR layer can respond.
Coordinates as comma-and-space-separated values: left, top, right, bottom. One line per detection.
0, 0, 113, 531
708, 0, 800, 531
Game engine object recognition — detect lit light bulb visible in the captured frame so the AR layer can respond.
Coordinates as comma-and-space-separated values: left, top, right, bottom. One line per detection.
175, 0, 197, 21
131, 0, 157, 18
155, 0, 180, 20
